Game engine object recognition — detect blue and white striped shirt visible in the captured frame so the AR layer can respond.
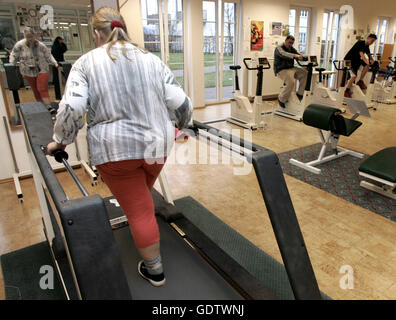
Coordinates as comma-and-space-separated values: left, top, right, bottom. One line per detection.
53, 42, 193, 166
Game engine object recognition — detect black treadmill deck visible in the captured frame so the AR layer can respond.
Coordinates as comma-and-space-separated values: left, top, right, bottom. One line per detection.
114, 220, 243, 300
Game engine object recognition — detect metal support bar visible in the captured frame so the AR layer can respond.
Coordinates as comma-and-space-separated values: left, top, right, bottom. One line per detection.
3, 116, 23, 201
61, 157, 89, 197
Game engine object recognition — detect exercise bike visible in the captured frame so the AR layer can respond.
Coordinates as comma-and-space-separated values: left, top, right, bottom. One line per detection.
227, 57, 272, 130
311, 60, 351, 112
274, 55, 318, 122
347, 58, 380, 108
371, 56, 396, 104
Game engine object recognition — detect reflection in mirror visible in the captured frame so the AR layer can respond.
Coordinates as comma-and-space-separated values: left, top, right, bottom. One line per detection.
0, 1, 93, 129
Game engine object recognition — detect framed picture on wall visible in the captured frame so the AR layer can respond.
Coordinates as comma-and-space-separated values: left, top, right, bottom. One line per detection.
251, 20, 264, 51
271, 22, 282, 36
282, 24, 290, 37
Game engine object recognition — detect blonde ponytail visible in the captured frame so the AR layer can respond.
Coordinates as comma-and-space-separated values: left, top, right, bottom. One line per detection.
91, 6, 146, 61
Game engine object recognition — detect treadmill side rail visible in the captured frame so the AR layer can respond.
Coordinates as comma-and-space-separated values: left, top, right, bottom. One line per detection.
252, 150, 321, 300
20, 102, 132, 300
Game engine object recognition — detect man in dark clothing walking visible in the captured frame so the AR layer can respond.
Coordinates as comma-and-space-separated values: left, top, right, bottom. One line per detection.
51, 37, 68, 100
51, 37, 68, 62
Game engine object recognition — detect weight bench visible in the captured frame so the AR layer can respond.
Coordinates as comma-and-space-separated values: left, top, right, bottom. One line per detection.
289, 103, 364, 174
359, 147, 396, 199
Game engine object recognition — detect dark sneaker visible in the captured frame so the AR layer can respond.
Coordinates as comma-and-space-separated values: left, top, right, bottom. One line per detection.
46, 105, 57, 115
296, 94, 303, 102
278, 98, 286, 108
344, 90, 352, 98
138, 260, 166, 287
357, 80, 367, 90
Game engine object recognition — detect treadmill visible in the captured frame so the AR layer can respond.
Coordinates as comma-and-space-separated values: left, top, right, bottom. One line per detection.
19, 102, 322, 300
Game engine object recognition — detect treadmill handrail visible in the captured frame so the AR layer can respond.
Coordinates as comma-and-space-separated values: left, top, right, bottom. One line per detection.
190, 121, 322, 300
20, 102, 132, 300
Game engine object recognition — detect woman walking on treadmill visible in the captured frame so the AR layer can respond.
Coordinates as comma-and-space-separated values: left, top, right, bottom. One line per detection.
45, 7, 193, 287
10, 27, 59, 114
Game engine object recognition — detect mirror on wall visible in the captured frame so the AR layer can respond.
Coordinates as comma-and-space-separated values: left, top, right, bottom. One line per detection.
0, 0, 94, 129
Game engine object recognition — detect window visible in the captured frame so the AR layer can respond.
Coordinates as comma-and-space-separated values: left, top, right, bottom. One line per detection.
140, 0, 185, 87
167, 0, 184, 87
320, 10, 340, 69
289, 7, 311, 54
52, 16, 81, 52
0, 16, 17, 52
203, 0, 238, 103
141, 0, 161, 58
51, 9, 95, 55
374, 17, 390, 57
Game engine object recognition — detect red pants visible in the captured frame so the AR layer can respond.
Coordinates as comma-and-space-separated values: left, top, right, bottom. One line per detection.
24, 73, 50, 101
96, 159, 165, 248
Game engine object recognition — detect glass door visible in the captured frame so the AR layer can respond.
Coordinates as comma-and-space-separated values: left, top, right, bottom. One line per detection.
164, 0, 185, 87
320, 10, 340, 69
374, 17, 390, 57
221, 1, 237, 100
203, 0, 218, 102
141, 0, 185, 88
320, 11, 340, 89
203, 0, 238, 103
289, 7, 311, 54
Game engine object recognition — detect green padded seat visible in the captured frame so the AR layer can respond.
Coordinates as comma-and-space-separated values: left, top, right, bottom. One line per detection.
359, 147, 396, 183
303, 104, 362, 136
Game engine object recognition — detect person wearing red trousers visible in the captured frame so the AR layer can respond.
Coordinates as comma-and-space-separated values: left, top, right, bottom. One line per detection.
45, 7, 193, 287
9, 27, 58, 115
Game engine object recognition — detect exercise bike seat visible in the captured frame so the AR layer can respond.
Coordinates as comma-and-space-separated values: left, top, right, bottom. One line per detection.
315, 68, 326, 72
229, 65, 241, 70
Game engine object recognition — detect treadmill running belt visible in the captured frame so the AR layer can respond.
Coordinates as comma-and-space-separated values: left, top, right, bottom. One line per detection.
113, 219, 243, 300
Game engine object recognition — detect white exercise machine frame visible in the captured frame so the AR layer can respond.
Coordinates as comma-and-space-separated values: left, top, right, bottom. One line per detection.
227, 57, 274, 130
274, 55, 318, 122
359, 172, 396, 200
289, 98, 370, 175
311, 60, 350, 112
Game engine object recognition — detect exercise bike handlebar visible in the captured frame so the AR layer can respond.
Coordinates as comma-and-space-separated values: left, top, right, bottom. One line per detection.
333, 60, 351, 71
296, 57, 318, 68
243, 58, 271, 70
40, 145, 89, 197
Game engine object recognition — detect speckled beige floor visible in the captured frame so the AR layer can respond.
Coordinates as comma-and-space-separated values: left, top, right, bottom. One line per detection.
1, 100, 395, 300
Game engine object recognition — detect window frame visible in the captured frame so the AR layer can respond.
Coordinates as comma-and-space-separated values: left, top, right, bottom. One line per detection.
289, 6, 312, 55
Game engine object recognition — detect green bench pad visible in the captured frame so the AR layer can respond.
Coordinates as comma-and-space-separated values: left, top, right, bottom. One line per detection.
303, 104, 362, 136
359, 147, 396, 183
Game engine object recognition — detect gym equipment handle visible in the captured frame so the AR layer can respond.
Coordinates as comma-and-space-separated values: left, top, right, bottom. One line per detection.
333, 60, 351, 71
40, 146, 89, 197
296, 57, 318, 68
243, 58, 271, 70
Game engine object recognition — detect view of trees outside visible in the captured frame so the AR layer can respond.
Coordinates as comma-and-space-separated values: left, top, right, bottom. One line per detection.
203, 1, 236, 101
141, 0, 236, 101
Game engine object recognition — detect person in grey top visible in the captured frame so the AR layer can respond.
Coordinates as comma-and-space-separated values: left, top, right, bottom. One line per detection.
10, 27, 58, 114
274, 35, 307, 107
46, 7, 193, 287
